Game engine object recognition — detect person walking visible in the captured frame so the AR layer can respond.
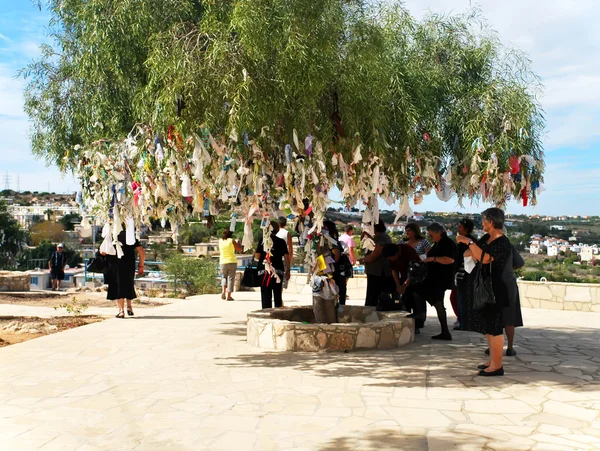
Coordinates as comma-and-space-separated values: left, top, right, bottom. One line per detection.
219, 229, 242, 301
254, 221, 290, 309
276, 217, 294, 290
361, 220, 393, 307
404, 223, 431, 259
48, 243, 66, 291
419, 223, 456, 340
103, 230, 145, 318
457, 207, 515, 376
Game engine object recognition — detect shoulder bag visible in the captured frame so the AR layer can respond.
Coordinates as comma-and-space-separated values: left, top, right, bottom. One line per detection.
472, 250, 496, 311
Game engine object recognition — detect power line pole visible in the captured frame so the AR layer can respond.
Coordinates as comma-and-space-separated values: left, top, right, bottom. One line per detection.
16, 175, 20, 193
2, 172, 10, 191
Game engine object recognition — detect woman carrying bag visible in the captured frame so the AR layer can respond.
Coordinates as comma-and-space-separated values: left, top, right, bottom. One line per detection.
458, 208, 516, 377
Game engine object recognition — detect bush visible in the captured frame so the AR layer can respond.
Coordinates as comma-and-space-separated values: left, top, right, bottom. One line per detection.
522, 271, 551, 282
164, 253, 219, 295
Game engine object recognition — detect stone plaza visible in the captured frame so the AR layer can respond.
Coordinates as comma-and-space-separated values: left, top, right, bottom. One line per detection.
1, 291, 600, 450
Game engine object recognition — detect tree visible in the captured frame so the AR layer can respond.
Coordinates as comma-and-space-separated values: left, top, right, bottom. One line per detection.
43, 208, 55, 221
0, 201, 28, 269
29, 221, 65, 246
163, 252, 218, 295
179, 222, 212, 245
148, 242, 172, 262
22, 1, 545, 230
59, 213, 82, 231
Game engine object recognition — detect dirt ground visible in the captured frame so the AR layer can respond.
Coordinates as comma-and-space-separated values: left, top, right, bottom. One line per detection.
0, 316, 104, 347
0, 291, 166, 309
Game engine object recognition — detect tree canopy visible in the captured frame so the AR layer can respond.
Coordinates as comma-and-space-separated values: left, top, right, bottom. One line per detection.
22, 0, 545, 249
0, 201, 28, 269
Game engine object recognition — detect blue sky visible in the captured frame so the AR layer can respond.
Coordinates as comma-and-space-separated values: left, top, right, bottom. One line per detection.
0, 0, 599, 216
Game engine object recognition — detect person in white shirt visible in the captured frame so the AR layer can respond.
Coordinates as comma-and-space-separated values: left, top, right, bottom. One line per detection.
276, 217, 294, 289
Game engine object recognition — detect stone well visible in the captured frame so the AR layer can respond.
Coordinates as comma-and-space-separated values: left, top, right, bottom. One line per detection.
247, 305, 414, 352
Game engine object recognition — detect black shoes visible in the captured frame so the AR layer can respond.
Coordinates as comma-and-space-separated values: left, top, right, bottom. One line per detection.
432, 333, 452, 341
477, 364, 489, 370
478, 367, 504, 377
485, 348, 517, 356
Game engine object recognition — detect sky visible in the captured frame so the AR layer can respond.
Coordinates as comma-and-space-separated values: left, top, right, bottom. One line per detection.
0, 1, 599, 215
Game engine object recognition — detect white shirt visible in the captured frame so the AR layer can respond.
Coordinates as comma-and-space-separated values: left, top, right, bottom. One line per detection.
276, 228, 289, 242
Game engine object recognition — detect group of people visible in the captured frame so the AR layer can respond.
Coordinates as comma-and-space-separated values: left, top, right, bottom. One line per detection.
362, 208, 522, 376
99, 206, 521, 376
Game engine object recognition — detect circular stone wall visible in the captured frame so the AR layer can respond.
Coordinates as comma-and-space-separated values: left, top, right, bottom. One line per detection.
247, 306, 414, 352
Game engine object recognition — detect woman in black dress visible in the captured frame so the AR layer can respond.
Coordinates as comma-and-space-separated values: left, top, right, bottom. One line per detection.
458, 208, 515, 377
103, 230, 146, 318
254, 221, 290, 309
419, 223, 456, 340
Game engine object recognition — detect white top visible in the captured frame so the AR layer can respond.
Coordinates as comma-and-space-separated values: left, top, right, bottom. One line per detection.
276, 228, 289, 242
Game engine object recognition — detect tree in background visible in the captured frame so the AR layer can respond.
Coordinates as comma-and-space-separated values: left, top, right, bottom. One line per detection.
148, 242, 172, 262
0, 201, 28, 269
59, 213, 82, 231
163, 252, 218, 295
29, 221, 65, 246
43, 208, 55, 221
179, 222, 212, 245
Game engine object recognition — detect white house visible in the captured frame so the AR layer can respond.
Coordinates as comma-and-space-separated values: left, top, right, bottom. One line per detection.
580, 247, 594, 262
547, 245, 558, 257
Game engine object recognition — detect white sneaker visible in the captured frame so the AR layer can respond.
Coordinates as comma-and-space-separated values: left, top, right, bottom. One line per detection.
453, 321, 461, 330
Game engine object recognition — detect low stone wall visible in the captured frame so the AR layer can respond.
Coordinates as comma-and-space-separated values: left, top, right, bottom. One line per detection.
247, 305, 414, 352
0, 271, 30, 292
518, 280, 600, 312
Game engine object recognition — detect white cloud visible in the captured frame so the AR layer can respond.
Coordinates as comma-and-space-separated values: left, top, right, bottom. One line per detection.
401, 0, 600, 151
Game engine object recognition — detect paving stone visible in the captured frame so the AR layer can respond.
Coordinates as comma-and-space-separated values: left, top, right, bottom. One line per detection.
543, 400, 599, 423
2, 293, 600, 449
464, 399, 537, 414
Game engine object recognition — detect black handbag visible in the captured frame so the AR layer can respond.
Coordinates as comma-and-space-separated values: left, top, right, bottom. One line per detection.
472, 251, 495, 311
512, 245, 524, 270
241, 260, 262, 287
86, 253, 107, 273
407, 260, 428, 284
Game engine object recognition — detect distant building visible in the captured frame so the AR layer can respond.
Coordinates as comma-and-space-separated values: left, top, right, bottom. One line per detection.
580, 247, 594, 262
9, 203, 79, 227
551, 225, 567, 231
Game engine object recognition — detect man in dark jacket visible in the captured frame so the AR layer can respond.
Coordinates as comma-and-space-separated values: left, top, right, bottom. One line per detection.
48, 243, 66, 291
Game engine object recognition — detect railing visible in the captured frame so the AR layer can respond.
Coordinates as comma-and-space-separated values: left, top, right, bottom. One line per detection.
83, 259, 165, 283
26, 259, 49, 270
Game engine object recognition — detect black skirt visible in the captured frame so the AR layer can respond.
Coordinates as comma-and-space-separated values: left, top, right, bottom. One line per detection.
105, 258, 137, 300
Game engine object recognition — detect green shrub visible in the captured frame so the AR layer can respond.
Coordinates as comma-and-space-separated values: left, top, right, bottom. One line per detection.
522, 271, 551, 282
164, 253, 219, 295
